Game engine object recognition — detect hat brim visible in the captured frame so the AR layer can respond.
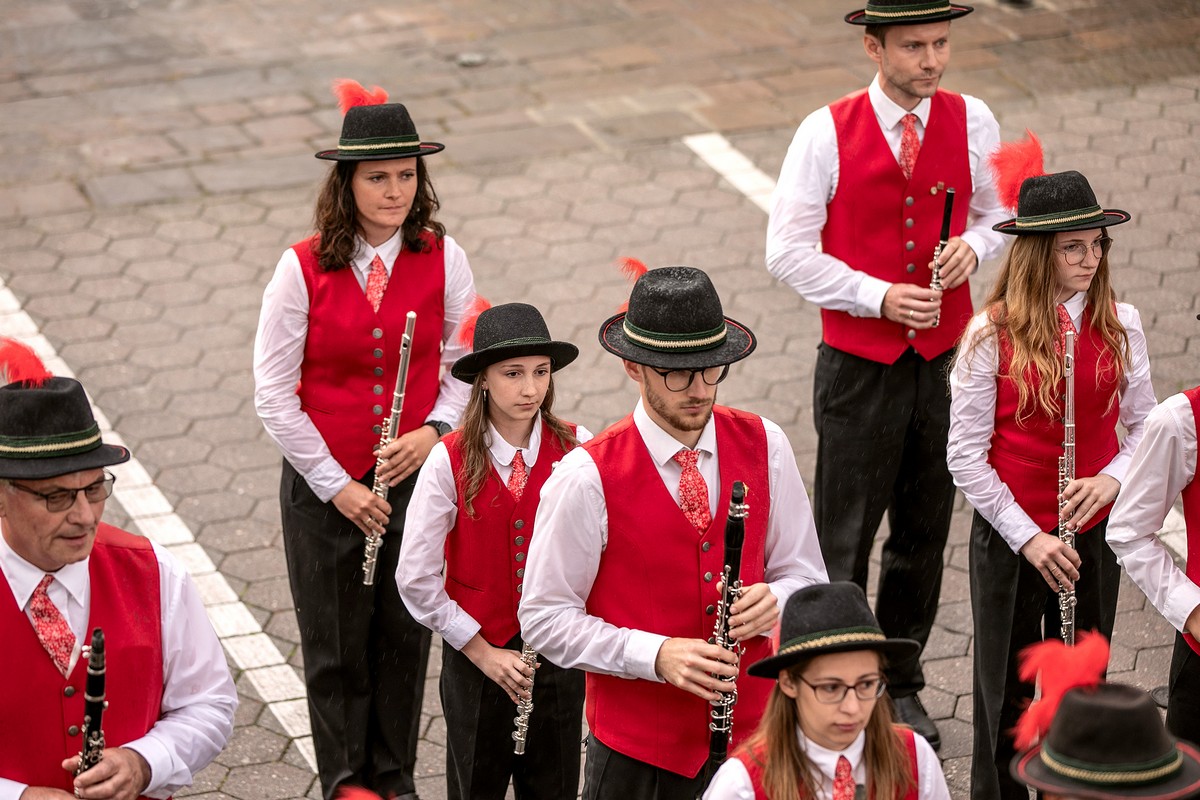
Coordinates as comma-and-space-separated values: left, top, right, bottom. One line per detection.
0, 443, 131, 480
1013, 741, 1200, 800
994, 209, 1131, 235
748, 636, 921, 678
314, 142, 445, 161
598, 313, 756, 370
845, 4, 973, 24
451, 342, 579, 383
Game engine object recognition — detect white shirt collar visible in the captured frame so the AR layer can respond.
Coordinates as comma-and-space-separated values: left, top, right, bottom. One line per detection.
352, 229, 403, 278
0, 530, 89, 609
632, 399, 718, 466
1061, 291, 1088, 321
485, 413, 543, 468
869, 74, 931, 131
800, 727, 868, 781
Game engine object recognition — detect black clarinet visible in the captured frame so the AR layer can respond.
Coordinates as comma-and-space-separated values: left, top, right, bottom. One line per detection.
76, 628, 107, 775
701, 481, 749, 791
930, 187, 955, 328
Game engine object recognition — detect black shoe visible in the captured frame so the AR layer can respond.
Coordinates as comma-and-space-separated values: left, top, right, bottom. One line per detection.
1152, 685, 1170, 709
892, 694, 941, 752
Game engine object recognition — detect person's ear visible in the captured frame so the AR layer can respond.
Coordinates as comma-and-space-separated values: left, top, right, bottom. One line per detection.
779, 669, 800, 699
864, 33, 884, 65
622, 360, 644, 383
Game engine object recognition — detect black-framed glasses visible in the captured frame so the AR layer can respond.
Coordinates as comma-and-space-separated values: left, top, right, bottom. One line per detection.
1055, 236, 1112, 266
798, 675, 887, 704
8, 471, 116, 512
649, 364, 730, 393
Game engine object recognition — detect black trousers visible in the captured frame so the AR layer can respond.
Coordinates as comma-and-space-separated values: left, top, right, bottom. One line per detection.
441, 634, 585, 800
280, 460, 431, 800
1168, 632, 1200, 743
581, 735, 703, 800
969, 511, 1120, 800
812, 344, 956, 695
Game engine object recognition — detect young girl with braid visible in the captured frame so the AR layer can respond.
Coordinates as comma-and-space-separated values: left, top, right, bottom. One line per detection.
397, 300, 588, 800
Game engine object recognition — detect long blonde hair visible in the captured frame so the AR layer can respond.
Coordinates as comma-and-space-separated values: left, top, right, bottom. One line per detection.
738, 655, 916, 800
962, 230, 1129, 423
455, 372, 578, 518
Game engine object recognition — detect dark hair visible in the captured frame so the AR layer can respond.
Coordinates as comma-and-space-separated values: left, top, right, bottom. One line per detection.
864, 24, 888, 44
311, 158, 446, 272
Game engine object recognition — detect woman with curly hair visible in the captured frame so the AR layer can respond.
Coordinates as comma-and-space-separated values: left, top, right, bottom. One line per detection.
253, 79, 475, 800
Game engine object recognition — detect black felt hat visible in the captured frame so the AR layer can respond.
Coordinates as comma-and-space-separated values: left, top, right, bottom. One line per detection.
598, 266, 756, 370
315, 102, 444, 162
0, 377, 130, 480
994, 171, 1131, 235
845, 0, 973, 25
451, 303, 579, 382
1012, 684, 1200, 800
748, 582, 920, 678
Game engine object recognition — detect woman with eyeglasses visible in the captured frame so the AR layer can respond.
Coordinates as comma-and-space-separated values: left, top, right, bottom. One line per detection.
946, 137, 1156, 800
702, 582, 950, 800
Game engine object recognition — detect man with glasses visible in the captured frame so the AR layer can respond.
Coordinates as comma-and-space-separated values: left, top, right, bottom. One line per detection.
0, 356, 236, 800
520, 266, 827, 800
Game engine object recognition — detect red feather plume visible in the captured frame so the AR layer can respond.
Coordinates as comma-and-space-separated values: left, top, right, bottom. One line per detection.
988, 129, 1044, 213
335, 788, 388, 800
1012, 631, 1109, 751
616, 257, 649, 313
331, 79, 389, 115
457, 295, 493, 349
0, 338, 52, 387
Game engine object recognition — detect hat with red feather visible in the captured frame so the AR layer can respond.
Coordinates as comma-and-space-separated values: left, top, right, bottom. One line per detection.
315, 79, 444, 162
0, 339, 129, 479
989, 130, 1130, 235
1010, 633, 1200, 800
450, 299, 579, 382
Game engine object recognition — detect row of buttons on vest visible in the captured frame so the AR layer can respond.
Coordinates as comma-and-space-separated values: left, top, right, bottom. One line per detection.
371, 336, 387, 435
702, 539, 717, 615
514, 519, 527, 593
904, 196, 922, 339
64, 684, 84, 734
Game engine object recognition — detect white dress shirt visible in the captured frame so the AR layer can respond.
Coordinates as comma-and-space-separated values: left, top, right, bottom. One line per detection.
0, 534, 237, 800
702, 727, 950, 800
766, 75, 1008, 317
947, 293, 1157, 553
397, 414, 594, 650
518, 401, 829, 682
1108, 392, 1200, 632
253, 230, 475, 502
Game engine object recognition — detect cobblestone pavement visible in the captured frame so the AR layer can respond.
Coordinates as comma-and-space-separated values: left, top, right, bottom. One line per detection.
3, 0, 1200, 797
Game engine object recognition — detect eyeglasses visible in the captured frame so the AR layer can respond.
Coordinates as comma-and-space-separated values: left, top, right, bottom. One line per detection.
1055, 237, 1112, 266
8, 472, 116, 512
798, 675, 886, 704
649, 364, 730, 393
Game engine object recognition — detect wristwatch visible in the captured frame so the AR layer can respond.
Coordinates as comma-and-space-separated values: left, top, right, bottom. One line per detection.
425, 420, 452, 438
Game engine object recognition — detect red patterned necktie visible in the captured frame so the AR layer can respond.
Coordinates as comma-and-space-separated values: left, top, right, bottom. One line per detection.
899, 113, 921, 180
30, 574, 75, 677
833, 755, 855, 800
508, 449, 528, 503
673, 449, 712, 531
1056, 303, 1077, 354
366, 254, 388, 313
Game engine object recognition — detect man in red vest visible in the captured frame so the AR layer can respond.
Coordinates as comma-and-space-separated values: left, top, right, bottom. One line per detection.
1108, 385, 1200, 745
765, 0, 1009, 749
0, 356, 236, 800
520, 266, 828, 800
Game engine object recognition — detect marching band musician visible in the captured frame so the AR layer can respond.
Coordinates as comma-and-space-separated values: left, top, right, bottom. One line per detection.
764, 0, 1008, 751
519, 265, 828, 800
396, 301, 588, 799
252, 80, 474, 800
0, 344, 236, 800
946, 141, 1155, 800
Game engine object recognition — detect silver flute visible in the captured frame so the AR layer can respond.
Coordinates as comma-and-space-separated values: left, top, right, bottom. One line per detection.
512, 642, 538, 754
1057, 322, 1078, 645
930, 187, 955, 328
363, 311, 417, 586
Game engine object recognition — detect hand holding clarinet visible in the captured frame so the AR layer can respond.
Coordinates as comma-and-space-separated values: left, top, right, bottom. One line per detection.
928, 186, 977, 293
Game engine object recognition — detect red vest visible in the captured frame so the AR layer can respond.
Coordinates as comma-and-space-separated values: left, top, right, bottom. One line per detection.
1180, 387, 1200, 656
0, 525, 163, 793
583, 407, 774, 777
443, 419, 576, 646
294, 233, 445, 479
735, 727, 919, 800
987, 307, 1121, 534
822, 90, 974, 364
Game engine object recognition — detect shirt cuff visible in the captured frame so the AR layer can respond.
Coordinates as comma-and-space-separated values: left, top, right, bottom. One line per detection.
122, 737, 173, 798
0, 778, 27, 800
443, 613, 483, 653
995, 504, 1041, 554
855, 275, 891, 319
958, 231, 986, 271
625, 630, 670, 683
1100, 455, 1130, 486
1165, 585, 1200, 633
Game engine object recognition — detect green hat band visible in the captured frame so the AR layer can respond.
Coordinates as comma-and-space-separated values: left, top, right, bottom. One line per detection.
0, 424, 103, 459
622, 320, 727, 353
1040, 746, 1182, 786
775, 626, 887, 657
1014, 204, 1105, 229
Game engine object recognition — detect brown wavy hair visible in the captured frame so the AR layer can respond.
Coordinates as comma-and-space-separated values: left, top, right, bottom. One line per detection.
960, 229, 1129, 424
456, 371, 579, 518
736, 654, 915, 800
311, 158, 446, 272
